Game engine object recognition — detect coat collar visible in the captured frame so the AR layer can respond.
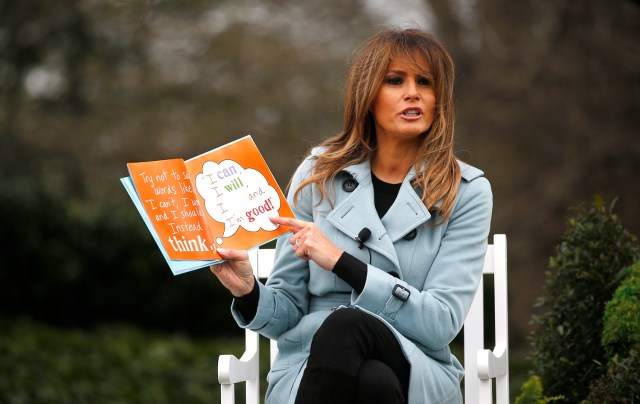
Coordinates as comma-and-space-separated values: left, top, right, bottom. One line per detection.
325, 159, 431, 270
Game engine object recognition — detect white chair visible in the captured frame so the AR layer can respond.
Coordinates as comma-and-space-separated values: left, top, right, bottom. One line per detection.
218, 234, 509, 404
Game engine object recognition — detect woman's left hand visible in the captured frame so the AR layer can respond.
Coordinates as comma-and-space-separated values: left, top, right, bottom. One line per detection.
270, 216, 343, 271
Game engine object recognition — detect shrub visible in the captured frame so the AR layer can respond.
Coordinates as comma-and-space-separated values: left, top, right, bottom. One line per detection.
601, 261, 640, 358
515, 375, 563, 404
529, 197, 639, 403
0, 317, 244, 403
0, 185, 238, 337
583, 261, 640, 402
583, 350, 640, 403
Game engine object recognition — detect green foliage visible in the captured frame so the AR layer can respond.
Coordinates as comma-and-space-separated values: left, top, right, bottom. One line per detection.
0, 317, 244, 403
529, 197, 640, 403
0, 185, 239, 337
586, 261, 640, 402
515, 375, 563, 404
601, 261, 640, 357
583, 350, 640, 403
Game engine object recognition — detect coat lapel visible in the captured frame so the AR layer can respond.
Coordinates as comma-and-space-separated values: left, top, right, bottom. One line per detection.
325, 160, 431, 272
380, 180, 431, 241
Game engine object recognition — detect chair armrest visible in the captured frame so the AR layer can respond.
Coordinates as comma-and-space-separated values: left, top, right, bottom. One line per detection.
218, 349, 259, 384
477, 344, 508, 380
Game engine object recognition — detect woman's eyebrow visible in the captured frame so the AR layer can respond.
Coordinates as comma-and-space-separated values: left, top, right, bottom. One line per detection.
386, 69, 408, 75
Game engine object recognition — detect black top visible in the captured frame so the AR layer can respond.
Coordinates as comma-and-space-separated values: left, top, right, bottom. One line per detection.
236, 172, 402, 322
370, 172, 403, 218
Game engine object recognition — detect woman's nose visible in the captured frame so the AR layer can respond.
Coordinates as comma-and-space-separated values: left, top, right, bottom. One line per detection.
404, 82, 420, 100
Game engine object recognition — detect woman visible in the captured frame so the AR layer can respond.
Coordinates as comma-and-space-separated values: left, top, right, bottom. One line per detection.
211, 28, 492, 404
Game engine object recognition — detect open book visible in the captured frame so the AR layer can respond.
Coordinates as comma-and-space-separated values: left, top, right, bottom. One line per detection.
121, 135, 294, 275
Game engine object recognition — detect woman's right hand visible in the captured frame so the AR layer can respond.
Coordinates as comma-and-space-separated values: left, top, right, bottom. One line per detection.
210, 248, 255, 297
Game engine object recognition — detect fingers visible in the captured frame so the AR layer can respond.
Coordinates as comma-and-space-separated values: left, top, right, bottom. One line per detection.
209, 249, 256, 296
291, 234, 310, 260
291, 233, 302, 249
290, 225, 317, 261
209, 248, 250, 278
216, 248, 248, 261
270, 217, 318, 262
271, 216, 311, 257
290, 229, 306, 251
270, 216, 304, 231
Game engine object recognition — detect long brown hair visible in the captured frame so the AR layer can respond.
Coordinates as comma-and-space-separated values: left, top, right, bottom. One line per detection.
293, 28, 461, 223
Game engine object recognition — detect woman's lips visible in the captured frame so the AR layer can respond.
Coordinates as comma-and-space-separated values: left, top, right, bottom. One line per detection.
400, 108, 423, 119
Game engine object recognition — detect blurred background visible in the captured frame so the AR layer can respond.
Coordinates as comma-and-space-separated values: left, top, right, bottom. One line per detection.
1, 0, 638, 402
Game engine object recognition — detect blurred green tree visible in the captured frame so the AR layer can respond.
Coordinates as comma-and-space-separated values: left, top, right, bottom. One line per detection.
528, 197, 639, 402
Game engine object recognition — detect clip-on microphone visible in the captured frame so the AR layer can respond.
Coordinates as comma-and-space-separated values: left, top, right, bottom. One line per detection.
356, 227, 371, 249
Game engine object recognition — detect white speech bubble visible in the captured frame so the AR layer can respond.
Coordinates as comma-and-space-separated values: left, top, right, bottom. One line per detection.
195, 159, 281, 242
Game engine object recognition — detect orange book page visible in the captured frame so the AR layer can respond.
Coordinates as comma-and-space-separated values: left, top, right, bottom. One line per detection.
127, 159, 221, 261
185, 136, 295, 251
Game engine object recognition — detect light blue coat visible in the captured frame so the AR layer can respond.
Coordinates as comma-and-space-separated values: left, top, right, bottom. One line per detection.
231, 149, 493, 404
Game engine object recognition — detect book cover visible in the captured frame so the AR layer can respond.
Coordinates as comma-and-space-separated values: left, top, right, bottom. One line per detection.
121, 135, 294, 275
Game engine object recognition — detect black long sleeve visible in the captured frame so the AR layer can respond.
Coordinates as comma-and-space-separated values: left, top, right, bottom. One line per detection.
332, 252, 368, 292
236, 252, 367, 322
235, 278, 260, 322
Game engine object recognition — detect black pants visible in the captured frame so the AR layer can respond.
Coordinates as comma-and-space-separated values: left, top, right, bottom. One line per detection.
294, 308, 410, 404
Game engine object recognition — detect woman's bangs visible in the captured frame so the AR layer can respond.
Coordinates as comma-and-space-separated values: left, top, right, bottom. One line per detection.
390, 46, 433, 79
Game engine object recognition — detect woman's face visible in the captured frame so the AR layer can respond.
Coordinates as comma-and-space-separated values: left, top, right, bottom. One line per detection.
371, 58, 436, 145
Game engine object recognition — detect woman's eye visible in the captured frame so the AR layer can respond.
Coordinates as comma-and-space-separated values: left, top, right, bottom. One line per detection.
417, 77, 431, 86
386, 77, 402, 85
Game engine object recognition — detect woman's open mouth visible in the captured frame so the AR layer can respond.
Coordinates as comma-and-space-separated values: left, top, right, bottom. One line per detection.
401, 108, 423, 118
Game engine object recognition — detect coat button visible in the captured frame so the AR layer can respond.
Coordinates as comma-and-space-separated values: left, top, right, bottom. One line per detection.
403, 229, 417, 240
342, 177, 358, 192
